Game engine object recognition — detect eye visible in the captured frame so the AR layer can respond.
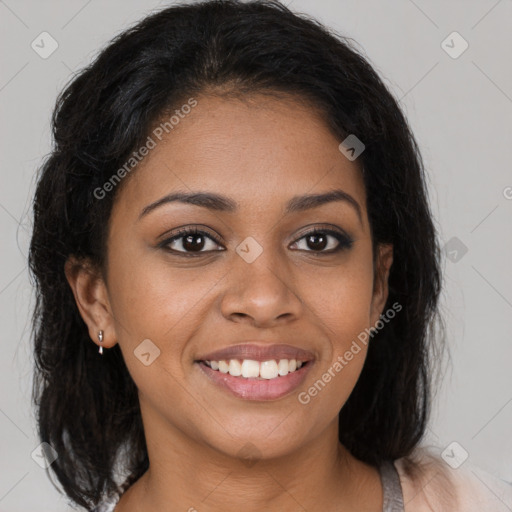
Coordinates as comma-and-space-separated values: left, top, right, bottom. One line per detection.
291, 227, 353, 254
160, 227, 224, 256
160, 225, 353, 257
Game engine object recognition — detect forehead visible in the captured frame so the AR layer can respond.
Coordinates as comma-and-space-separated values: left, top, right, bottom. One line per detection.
112, 93, 367, 221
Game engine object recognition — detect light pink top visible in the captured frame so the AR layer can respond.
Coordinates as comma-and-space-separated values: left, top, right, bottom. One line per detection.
395, 447, 512, 511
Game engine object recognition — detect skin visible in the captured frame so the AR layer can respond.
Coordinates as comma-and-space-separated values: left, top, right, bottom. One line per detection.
65, 93, 393, 512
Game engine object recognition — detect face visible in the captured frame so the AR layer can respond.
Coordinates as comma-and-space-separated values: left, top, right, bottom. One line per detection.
68, 93, 392, 461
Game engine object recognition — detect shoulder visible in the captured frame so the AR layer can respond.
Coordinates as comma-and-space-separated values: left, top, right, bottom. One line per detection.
394, 445, 512, 512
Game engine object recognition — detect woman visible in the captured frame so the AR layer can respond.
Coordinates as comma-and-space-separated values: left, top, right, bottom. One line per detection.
28, 1, 512, 511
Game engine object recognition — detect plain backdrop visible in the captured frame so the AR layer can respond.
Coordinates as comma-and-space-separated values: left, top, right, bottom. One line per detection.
1, 0, 511, 510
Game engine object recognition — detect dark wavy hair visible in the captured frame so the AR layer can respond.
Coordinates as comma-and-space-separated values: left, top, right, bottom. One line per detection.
28, 0, 446, 509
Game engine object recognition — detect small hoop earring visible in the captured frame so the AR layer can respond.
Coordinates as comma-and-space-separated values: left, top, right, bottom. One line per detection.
98, 330, 104, 355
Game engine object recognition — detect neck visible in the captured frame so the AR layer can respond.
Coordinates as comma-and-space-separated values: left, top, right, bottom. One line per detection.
117, 403, 382, 512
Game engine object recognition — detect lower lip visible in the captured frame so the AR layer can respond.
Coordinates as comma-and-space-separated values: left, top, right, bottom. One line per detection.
196, 361, 313, 401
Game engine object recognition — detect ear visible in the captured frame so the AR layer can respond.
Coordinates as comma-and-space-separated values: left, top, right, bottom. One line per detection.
369, 243, 393, 327
64, 255, 118, 351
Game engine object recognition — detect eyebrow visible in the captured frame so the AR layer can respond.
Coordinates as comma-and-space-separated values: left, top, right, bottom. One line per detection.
139, 188, 362, 224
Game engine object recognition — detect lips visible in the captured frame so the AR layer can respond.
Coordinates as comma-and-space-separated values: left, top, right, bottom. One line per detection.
196, 343, 315, 363
195, 342, 315, 401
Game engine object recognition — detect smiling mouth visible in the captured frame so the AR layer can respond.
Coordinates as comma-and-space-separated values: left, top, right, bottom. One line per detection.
198, 358, 308, 380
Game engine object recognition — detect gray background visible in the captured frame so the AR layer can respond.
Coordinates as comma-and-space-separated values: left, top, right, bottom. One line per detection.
1, 0, 511, 510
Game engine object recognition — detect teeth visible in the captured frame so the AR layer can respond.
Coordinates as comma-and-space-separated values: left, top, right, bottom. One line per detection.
205, 358, 306, 379
277, 359, 289, 376
228, 359, 242, 376
241, 359, 260, 378
260, 360, 279, 379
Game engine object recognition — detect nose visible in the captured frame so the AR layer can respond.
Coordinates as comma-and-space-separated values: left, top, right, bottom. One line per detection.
219, 246, 303, 328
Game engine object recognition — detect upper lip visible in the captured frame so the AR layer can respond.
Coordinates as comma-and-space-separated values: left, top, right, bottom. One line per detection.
196, 342, 316, 363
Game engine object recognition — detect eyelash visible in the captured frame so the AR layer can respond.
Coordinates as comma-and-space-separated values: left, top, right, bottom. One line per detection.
159, 226, 353, 257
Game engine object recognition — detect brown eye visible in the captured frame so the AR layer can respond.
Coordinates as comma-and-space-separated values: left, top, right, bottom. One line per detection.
305, 232, 329, 251
181, 233, 207, 252
291, 228, 353, 254
161, 228, 224, 255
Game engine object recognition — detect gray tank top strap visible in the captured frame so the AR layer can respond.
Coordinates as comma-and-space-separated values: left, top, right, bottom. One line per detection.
379, 460, 405, 512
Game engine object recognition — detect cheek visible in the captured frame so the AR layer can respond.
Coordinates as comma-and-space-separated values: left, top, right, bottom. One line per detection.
106, 245, 224, 388
307, 258, 375, 353
107, 242, 210, 339
299, 256, 374, 409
